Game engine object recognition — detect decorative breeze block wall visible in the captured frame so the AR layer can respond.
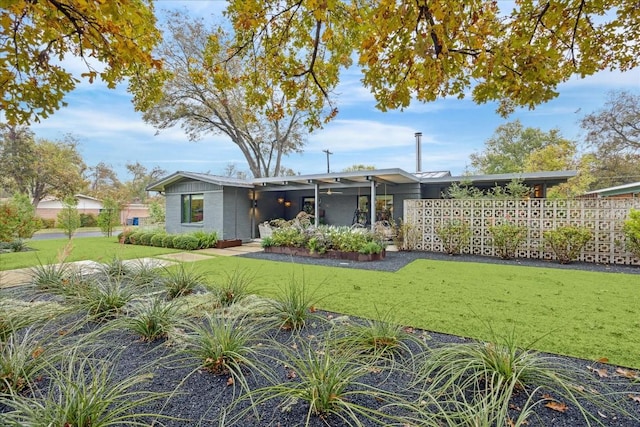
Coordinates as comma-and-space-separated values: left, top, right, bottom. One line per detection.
404, 198, 640, 266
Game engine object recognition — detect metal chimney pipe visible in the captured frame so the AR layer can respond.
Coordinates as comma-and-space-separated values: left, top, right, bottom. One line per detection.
415, 132, 422, 173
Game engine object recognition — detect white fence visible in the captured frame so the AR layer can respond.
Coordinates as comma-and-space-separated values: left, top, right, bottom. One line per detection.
404, 198, 640, 266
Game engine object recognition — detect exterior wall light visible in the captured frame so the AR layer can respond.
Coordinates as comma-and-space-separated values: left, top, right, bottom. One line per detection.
284, 200, 292, 208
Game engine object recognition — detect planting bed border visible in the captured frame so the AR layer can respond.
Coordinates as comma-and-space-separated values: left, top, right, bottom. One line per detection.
264, 246, 385, 262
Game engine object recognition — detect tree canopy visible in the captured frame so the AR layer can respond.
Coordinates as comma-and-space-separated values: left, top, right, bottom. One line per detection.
580, 91, 640, 187
469, 120, 572, 174
138, 12, 308, 178
0, 125, 86, 206
1, 0, 162, 124
224, 0, 639, 121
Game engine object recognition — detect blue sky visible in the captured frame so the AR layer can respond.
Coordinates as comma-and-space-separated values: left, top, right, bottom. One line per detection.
29, 1, 640, 181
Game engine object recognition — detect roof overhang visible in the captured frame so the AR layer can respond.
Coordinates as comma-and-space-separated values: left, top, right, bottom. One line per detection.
584, 181, 640, 197
146, 171, 255, 192
421, 170, 578, 185
253, 168, 420, 192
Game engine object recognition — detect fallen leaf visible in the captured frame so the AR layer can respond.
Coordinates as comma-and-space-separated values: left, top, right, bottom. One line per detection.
587, 365, 609, 378
597, 357, 609, 363
545, 401, 568, 413
309, 305, 317, 313
628, 394, 640, 403
286, 369, 297, 379
31, 347, 44, 358
616, 368, 638, 379
226, 377, 234, 386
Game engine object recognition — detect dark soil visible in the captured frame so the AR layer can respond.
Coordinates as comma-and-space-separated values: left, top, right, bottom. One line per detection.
1, 252, 640, 426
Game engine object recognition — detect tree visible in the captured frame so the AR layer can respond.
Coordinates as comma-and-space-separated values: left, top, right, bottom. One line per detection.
0, 125, 87, 206
87, 162, 122, 199
470, 121, 570, 174
97, 197, 121, 237
223, 1, 640, 121
0, 194, 40, 242
124, 162, 166, 203
147, 198, 166, 225
1, 0, 162, 124
581, 91, 640, 187
57, 196, 80, 240
138, 12, 307, 178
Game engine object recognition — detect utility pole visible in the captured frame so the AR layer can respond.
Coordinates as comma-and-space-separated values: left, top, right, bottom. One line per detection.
322, 149, 333, 173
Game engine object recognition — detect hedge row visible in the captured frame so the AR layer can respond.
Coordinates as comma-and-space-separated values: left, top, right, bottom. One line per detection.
118, 229, 218, 251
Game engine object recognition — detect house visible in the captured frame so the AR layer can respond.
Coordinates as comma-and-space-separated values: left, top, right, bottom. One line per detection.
36, 194, 150, 226
36, 194, 103, 221
583, 182, 640, 199
146, 168, 577, 241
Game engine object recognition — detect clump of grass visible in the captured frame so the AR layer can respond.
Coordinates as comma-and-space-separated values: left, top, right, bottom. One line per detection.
183, 315, 271, 394
100, 255, 134, 279
128, 259, 162, 287
162, 264, 206, 299
29, 260, 71, 291
215, 268, 252, 307
73, 277, 134, 321
0, 352, 170, 426
125, 297, 182, 342
0, 328, 49, 394
416, 331, 632, 426
266, 275, 321, 331
238, 338, 403, 426
333, 308, 427, 367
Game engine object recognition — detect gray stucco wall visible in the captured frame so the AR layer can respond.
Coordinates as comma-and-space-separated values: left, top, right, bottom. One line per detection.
163, 179, 255, 240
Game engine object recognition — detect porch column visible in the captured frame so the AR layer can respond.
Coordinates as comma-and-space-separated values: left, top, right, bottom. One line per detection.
314, 183, 319, 226
370, 179, 376, 227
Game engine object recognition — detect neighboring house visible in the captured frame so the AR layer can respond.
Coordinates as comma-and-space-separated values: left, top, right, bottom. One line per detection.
36, 195, 150, 226
583, 182, 640, 199
36, 194, 103, 220
147, 168, 577, 241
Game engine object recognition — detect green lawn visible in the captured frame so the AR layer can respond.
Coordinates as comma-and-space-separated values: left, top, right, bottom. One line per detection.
3, 240, 639, 368
0, 237, 180, 270
189, 256, 640, 369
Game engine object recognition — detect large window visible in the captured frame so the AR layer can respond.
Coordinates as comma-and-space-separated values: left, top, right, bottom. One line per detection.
182, 194, 204, 223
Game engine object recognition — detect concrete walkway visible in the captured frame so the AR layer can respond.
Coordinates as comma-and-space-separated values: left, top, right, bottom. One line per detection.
0, 241, 264, 289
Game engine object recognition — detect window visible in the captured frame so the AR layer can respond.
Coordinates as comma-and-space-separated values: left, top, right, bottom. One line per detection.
182, 194, 204, 223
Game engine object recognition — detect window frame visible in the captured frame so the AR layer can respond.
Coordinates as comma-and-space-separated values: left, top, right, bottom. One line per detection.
181, 193, 204, 224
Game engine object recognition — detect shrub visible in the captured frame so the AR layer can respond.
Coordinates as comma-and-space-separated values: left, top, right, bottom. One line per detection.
150, 233, 165, 247
623, 209, 640, 260
192, 230, 218, 248
543, 225, 592, 264
392, 218, 420, 251
117, 228, 136, 244
137, 232, 155, 246
161, 234, 175, 248
39, 217, 56, 229
127, 231, 143, 245
271, 227, 307, 248
79, 213, 97, 227
0, 195, 40, 241
358, 241, 383, 255
436, 219, 471, 255
260, 236, 274, 248
489, 221, 527, 259
172, 235, 200, 250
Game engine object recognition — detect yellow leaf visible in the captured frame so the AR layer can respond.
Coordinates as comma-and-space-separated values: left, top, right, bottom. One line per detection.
545, 401, 568, 413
